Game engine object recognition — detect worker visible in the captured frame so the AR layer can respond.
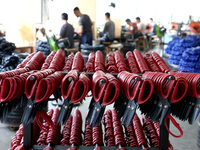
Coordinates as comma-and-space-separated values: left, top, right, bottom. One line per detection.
58, 13, 74, 48
171, 22, 178, 30
150, 18, 154, 25
150, 18, 156, 32
125, 18, 138, 39
100, 12, 115, 42
146, 23, 152, 34
190, 22, 200, 34
146, 18, 156, 41
73, 7, 93, 45
136, 17, 146, 36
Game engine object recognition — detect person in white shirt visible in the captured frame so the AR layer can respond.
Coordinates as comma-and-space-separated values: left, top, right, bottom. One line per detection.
136, 17, 146, 36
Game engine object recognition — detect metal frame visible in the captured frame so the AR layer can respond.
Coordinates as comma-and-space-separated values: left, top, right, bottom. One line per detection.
32, 145, 161, 150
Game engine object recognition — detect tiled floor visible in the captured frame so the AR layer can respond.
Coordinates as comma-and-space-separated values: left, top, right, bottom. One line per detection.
0, 45, 199, 150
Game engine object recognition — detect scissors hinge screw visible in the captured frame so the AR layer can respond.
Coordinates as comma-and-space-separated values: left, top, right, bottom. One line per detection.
132, 107, 135, 110
100, 79, 105, 84
164, 105, 168, 109
128, 105, 131, 108
30, 76, 36, 80
168, 76, 174, 80
97, 108, 100, 112
64, 105, 68, 109
159, 104, 162, 107
135, 77, 140, 81
28, 105, 32, 108
68, 77, 73, 81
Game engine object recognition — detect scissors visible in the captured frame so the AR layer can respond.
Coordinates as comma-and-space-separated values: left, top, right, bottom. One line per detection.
86, 70, 120, 127
57, 70, 90, 124
22, 69, 61, 124
151, 76, 188, 126
117, 71, 154, 127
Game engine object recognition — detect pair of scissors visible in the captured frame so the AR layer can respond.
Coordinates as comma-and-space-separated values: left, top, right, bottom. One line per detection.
116, 71, 154, 127
87, 70, 120, 127
57, 70, 90, 124
151, 77, 188, 126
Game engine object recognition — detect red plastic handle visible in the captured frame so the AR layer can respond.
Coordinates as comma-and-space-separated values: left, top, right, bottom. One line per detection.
165, 114, 183, 138
35, 110, 54, 132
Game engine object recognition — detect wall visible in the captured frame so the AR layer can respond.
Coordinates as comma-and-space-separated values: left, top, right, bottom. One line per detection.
96, 0, 200, 27
0, 0, 35, 45
77, 0, 97, 39
46, 0, 78, 34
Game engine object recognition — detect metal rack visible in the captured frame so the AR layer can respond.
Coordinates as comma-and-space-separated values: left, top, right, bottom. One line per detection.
22, 71, 171, 150
32, 145, 161, 150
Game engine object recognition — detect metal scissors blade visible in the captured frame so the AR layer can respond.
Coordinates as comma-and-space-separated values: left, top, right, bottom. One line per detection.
145, 96, 159, 118
114, 95, 128, 120
159, 101, 171, 126
89, 105, 97, 126
57, 99, 73, 124
157, 92, 171, 126
184, 102, 193, 121
189, 98, 200, 124
21, 98, 35, 124
93, 102, 104, 127
151, 100, 163, 121
151, 91, 171, 124
86, 98, 95, 122
121, 100, 137, 128
95, 106, 106, 127
89, 101, 102, 126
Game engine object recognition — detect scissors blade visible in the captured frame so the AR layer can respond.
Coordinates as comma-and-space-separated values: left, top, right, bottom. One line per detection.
0, 103, 3, 121
89, 101, 102, 126
114, 93, 124, 112
159, 106, 170, 126
86, 98, 95, 122
146, 96, 159, 118
124, 101, 137, 128
89, 107, 97, 126
185, 102, 193, 121
121, 100, 132, 125
91, 101, 103, 127
21, 98, 34, 124
189, 98, 200, 124
63, 103, 73, 124
95, 106, 106, 127
57, 99, 71, 124
151, 101, 163, 122
159, 96, 171, 125
115, 96, 128, 120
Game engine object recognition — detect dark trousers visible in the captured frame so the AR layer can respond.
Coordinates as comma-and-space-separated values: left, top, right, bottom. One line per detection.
134, 32, 143, 39
100, 34, 114, 43
81, 32, 93, 45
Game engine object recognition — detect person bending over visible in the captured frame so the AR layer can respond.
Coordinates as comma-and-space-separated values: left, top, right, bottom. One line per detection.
125, 18, 138, 40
